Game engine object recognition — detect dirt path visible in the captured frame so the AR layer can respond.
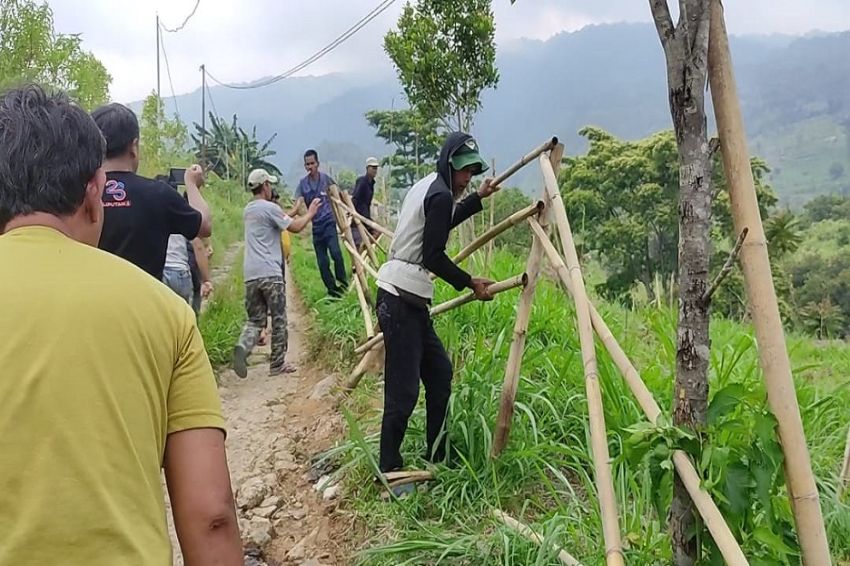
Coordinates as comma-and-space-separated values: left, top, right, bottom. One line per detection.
169, 266, 354, 565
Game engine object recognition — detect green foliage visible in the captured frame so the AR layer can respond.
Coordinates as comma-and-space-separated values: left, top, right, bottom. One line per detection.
290, 246, 850, 564
0, 0, 110, 109
384, 0, 499, 131
764, 209, 804, 259
802, 194, 850, 224
365, 108, 443, 193
138, 92, 190, 179
788, 251, 850, 338
335, 169, 358, 192
192, 113, 280, 183
559, 128, 777, 304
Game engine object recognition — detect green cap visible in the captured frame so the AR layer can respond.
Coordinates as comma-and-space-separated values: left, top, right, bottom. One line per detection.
450, 138, 489, 174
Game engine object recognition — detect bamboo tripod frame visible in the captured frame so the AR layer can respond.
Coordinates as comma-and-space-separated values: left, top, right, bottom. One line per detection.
328, 137, 792, 563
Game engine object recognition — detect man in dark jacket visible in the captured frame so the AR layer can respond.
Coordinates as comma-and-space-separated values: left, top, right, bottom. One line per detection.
374, 132, 499, 474
351, 157, 379, 249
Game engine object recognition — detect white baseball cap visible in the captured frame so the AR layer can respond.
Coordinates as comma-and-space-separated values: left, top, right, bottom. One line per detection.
247, 168, 278, 189
365, 157, 380, 168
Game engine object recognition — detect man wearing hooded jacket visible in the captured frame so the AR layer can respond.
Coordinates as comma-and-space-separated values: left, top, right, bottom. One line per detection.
375, 132, 499, 474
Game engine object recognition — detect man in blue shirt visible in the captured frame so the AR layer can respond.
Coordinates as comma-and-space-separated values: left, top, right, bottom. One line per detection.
291, 149, 348, 297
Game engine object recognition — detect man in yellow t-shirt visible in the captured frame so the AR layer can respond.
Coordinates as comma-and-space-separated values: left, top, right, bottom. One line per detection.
0, 85, 242, 565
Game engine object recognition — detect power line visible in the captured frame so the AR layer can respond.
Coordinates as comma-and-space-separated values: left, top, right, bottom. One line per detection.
160, 0, 201, 33
206, 0, 396, 90
158, 31, 181, 120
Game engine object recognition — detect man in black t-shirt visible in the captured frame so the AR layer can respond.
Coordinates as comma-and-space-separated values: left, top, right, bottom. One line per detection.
92, 103, 212, 279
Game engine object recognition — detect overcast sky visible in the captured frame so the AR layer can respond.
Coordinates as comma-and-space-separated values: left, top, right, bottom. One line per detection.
47, 0, 850, 103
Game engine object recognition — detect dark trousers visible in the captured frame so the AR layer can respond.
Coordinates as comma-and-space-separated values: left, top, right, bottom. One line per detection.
313, 222, 347, 294
376, 288, 453, 472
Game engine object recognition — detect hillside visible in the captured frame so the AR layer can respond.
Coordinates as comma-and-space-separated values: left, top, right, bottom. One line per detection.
153, 23, 850, 205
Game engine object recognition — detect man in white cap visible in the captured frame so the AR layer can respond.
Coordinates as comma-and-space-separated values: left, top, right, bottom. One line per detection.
232, 168, 321, 378
351, 156, 380, 250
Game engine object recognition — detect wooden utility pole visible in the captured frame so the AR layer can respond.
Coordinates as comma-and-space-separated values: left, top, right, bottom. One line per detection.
708, 1, 831, 563
155, 14, 161, 102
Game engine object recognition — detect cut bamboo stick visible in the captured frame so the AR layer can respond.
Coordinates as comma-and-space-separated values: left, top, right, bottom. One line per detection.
537, 155, 623, 566
342, 190, 379, 267
331, 196, 394, 238
343, 239, 379, 280
354, 274, 528, 355
490, 136, 559, 189
841, 425, 850, 487
329, 186, 370, 300
528, 218, 748, 565
492, 510, 583, 566
353, 275, 374, 337
341, 342, 383, 394
491, 151, 559, 457
450, 201, 545, 266
709, 3, 829, 563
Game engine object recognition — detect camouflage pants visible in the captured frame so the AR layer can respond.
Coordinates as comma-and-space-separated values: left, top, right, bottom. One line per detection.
237, 276, 287, 373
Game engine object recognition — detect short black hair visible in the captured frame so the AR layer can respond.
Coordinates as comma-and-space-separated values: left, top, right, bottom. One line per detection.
0, 84, 105, 229
91, 102, 139, 159
304, 149, 319, 162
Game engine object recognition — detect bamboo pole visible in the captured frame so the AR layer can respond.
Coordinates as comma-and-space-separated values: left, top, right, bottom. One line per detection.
492, 150, 560, 456
528, 218, 748, 565
331, 196, 394, 238
487, 158, 496, 264
342, 190, 379, 267
708, 3, 829, 563
329, 186, 371, 301
341, 343, 383, 394
350, 273, 527, 366
343, 239, 380, 281
490, 136, 559, 189
492, 510, 583, 566
537, 155, 623, 565
841, 425, 850, 487
451, 201, 545, 267
353, 276, 374, 338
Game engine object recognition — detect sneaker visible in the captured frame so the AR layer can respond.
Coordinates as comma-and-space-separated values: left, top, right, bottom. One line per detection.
232, 345, 248, 378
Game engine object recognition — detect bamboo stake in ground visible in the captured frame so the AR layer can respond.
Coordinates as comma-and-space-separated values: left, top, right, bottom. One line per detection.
353, 276, 374, 338
528, 218, 748, 565
709, 3, 830, 562
537, 155, 623, 565
343, 239, 380, 281
492, 510, 583, 566
492, 148, 560, 456
344, 274, 528, 390
329, 186, 371, 303
341, 190, 379, 267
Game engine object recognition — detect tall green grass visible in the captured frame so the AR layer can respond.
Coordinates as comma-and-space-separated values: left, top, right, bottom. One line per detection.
290, 240, 850, 564
196, 177, 248, 369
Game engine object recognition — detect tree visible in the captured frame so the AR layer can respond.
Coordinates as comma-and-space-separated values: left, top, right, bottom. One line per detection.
365, 108, 443, 192
138, 92, 190, 179
192, 113, 280, 182
559, 127, 776, 304
764, 210, 803, 259
799, 298, 845, 339
0, 0, 110, 109
335, 169, 358, 192
649, 2, 713, 563
384, 0, 498, 132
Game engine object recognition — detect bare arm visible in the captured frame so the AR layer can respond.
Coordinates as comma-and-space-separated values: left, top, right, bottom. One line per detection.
164, 428, 242, 566
185, 165, 213, 238
286, 198, 322, 234
192, 238, 213, 297
287, 197, 305, 218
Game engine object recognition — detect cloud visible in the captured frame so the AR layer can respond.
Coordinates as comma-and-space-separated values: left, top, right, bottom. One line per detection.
45, 0, 850, 103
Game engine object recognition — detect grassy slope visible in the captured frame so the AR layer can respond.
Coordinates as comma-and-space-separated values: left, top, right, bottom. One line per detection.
290, 234, 850, 565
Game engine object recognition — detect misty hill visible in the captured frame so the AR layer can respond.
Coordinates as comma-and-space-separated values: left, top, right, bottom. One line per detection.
155, 23, 850, 206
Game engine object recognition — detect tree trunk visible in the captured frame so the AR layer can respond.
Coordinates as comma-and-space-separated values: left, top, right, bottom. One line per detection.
649, 2, 713, 564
